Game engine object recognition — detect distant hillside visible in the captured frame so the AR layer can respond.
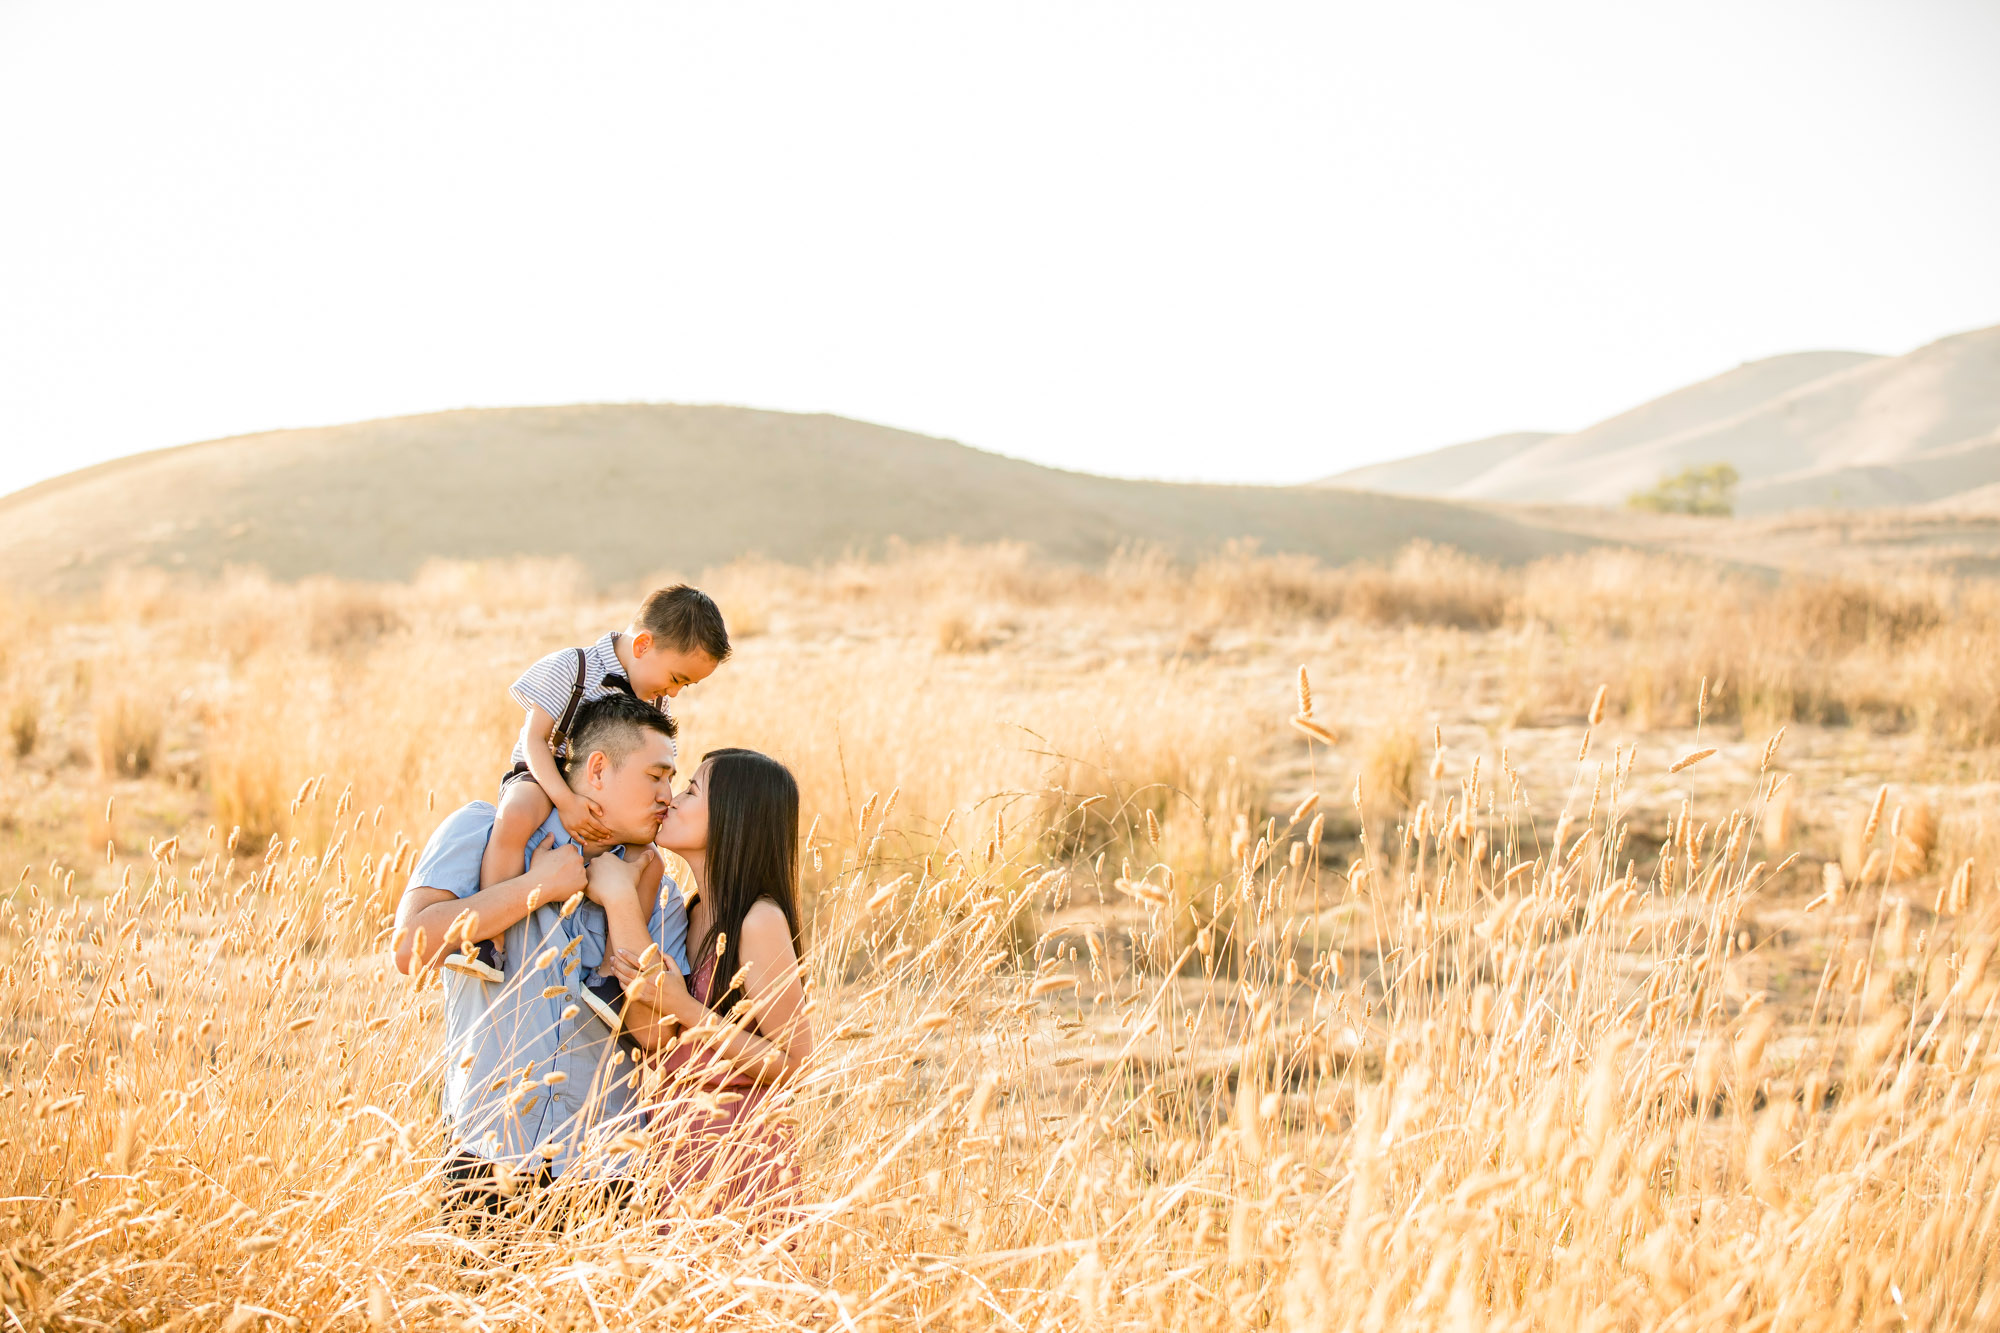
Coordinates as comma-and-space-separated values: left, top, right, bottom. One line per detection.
1685, 328, 2000, 513
1323, 350, 1877, 504
1323, 432, 1554, 496
1322, 323, 2000, 514
0, 405, 1590, 593
1454, 351, 1883, 506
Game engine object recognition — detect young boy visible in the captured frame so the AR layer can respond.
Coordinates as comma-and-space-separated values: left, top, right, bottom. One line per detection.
441, 585, 729, 1000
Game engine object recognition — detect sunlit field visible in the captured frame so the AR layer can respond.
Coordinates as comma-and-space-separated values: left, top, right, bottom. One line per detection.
6, 543, 2000, 1329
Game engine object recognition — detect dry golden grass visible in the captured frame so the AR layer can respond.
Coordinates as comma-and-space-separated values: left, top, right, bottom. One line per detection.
4, 543, 2000, 1329
6, 698, 34, 761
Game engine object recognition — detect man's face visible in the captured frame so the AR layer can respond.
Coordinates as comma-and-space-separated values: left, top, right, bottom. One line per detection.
576, 730, 678, 844
629, 635, 720, 699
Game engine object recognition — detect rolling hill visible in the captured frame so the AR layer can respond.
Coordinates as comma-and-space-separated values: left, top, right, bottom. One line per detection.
1321, 432, 1556, 498
1321, 324, 2000, 514
0, 405, 1590, 593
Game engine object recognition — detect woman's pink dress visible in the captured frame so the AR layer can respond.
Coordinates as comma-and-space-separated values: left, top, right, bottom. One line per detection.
646, 954, 800, 1215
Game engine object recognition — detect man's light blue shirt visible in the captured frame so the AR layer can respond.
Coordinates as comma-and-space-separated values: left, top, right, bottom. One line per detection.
410, 802, 689, 1179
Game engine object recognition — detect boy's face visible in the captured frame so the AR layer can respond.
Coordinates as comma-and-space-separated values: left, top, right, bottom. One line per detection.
629, 634, 720, 699
575, 731, 678, 844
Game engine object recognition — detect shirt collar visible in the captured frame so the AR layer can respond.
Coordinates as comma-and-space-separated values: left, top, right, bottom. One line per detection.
537, 805, 626, 860
536, 806, 574, 849
592, 631, 623, 676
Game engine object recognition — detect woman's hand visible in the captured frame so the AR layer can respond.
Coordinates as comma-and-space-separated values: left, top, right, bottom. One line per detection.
609, 945, 688, 1012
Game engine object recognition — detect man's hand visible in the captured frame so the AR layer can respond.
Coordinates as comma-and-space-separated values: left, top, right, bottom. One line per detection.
556, 792, 616, 845
584, 850, 643, 906
526, 841, 588, 910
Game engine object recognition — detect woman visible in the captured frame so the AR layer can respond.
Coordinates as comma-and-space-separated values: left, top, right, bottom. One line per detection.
607, 747, 812, 1214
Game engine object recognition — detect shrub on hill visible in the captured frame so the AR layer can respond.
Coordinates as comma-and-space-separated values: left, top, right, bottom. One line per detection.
1628, 462, 1740, 516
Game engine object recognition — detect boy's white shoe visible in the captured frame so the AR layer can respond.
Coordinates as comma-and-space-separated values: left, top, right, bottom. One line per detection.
580, 976, 624, 1024
441, 947, 504, 984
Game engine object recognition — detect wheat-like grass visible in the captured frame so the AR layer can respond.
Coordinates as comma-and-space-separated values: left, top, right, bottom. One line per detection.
2, 548, 2000, 1328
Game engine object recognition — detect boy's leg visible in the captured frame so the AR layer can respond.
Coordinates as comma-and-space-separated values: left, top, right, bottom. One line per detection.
575, 844, 652, 1032
441, 778, 554, 983
481, 776, 553, 891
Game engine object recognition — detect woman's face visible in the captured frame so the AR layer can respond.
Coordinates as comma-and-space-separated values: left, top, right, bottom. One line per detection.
655, 760, 711, 854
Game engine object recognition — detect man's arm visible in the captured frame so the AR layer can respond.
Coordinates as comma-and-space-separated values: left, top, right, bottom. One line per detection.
391, 841, 587, 975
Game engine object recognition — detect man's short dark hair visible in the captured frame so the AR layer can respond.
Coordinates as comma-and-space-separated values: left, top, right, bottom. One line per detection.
560, 693, 677, 785
636, 585, 731, 664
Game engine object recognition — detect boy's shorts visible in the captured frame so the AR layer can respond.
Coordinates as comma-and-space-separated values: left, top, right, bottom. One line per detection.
499, 761, 537, 791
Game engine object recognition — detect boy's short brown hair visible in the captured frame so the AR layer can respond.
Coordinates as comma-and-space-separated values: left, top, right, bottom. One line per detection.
636, 585, 731, 664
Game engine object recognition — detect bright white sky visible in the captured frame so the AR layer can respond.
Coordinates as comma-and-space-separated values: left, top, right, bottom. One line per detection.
2, 1, 1996, 499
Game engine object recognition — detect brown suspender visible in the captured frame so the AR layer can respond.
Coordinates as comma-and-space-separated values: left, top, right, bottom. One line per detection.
547, 648, 589, 762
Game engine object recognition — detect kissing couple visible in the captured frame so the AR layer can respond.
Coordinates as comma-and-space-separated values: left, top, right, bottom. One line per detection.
392, 620, 813, 1230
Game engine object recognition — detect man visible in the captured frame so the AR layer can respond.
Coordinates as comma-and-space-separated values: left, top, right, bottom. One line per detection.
392, 693, 690, 1228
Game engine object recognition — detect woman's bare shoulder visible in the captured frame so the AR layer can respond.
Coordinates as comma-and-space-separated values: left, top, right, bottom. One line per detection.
741, 899, 796, 952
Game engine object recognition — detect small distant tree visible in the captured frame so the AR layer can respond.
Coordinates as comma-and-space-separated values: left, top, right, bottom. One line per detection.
1628, 462, 1740, 516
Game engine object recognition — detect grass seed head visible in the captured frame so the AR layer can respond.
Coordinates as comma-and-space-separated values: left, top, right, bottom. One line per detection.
1862, 784, 1889, 844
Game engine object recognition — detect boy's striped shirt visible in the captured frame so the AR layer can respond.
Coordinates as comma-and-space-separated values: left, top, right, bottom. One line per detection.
508, 631, 673, 765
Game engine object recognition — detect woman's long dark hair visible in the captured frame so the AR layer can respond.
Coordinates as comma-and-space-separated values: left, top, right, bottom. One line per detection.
689, 748, 803, 1022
